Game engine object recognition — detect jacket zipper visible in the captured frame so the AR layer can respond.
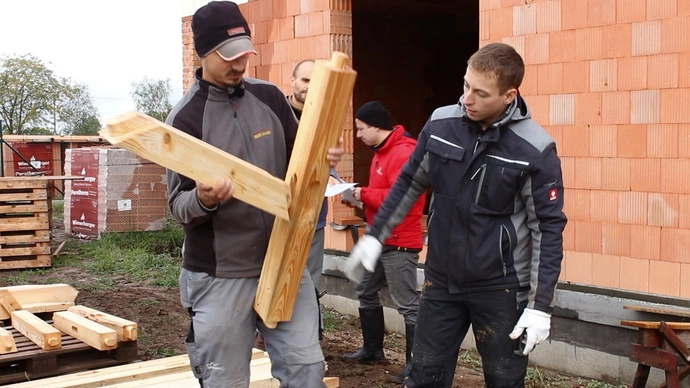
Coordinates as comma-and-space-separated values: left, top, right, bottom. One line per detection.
499, 225, 510, 277
472, 164, 487, 204
472, 134, 483, 155
461, 133, 484, 288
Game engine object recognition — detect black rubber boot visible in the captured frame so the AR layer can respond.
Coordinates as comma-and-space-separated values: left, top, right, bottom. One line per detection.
345, 307, 385, 363
391, 323, 415, 382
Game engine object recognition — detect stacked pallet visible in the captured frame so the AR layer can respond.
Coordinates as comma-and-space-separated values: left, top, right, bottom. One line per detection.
63, 148, 168, 238
8, 350, 340, 387
0, 284, 138, 384
0, 178, 52, 269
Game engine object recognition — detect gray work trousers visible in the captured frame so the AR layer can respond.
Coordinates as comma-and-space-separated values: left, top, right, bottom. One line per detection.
306, 227, 325, 290
179, 268, 326, 388
355, 248, 420, 325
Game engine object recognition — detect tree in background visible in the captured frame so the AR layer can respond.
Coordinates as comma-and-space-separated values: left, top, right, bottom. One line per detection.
0, 54, 101, 135
57, 82, 101, 135
0, 54, 56, 134
131, 77, 173, 122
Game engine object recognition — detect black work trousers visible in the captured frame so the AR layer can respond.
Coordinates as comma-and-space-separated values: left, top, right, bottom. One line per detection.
404, 281, 529, 388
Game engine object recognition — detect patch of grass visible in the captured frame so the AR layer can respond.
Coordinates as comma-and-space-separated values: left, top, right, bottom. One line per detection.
78, 225, 184, 287
149, 347, 177, 358
137, 298, 161, 306
322, 309, 339, 332
52, 200, 64, 215
458, 349, 483, 370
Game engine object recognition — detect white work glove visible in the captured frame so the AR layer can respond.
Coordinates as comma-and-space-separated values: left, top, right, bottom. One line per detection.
509, 308, 551, 355
343, 235, 382, 284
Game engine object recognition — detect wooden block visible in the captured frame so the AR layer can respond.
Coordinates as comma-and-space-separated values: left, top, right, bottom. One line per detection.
99, 111, 292, 221
68, 305, 137, 341
0, 326, 17, 354
11, 310, 62, 350
0, 289, 22, 314
0, 284, 78, 320
255, 52, 357, 328
53, 311, 118, 351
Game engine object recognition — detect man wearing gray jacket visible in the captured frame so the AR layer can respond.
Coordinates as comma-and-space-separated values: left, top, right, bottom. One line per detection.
166, 2, 343, 387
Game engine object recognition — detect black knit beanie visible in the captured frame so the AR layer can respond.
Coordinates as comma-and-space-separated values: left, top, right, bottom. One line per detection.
355, 101, 393, 130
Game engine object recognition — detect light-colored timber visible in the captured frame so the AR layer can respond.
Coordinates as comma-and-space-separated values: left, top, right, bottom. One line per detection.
0, 326, 17, 354
254, 51, 357, 328
67, 305, 138, 341
11, 310, 62, 350
0, 284, 78, 320
53, 311, 118, 351
8, 350, 340, 387
99, 112, 292, 221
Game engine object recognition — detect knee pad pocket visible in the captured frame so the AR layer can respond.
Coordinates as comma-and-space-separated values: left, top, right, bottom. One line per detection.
283, 342, 325, 366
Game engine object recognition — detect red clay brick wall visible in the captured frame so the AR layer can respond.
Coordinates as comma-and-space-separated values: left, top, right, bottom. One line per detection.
480, 0, 690, 298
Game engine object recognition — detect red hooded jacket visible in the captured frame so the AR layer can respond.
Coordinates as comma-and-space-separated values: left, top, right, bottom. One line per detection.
360, 125, 425, 249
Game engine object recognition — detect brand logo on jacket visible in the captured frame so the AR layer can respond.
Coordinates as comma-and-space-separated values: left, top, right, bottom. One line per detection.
253, 129, 272, 139
549, 188, 558, 201
376, 167, 383, 175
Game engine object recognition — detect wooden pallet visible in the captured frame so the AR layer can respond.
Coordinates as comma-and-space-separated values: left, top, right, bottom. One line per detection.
0, 179, 52, 270
8, 349, 339, 387
0, 318, 138, 385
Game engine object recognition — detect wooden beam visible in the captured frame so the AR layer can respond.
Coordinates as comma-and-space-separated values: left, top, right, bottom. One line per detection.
0, 284, 78, 320
6, 351, 339, 387
0, 327, 17, 354
11, 310, 62, 350
99, 112, 292, 221
67, 305, 137, 341
0, 289, 22, 313
53, 311, 118, 351
254, 52, 357, 327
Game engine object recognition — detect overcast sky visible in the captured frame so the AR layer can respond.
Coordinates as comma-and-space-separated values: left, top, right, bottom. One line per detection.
0, 0, 185, 125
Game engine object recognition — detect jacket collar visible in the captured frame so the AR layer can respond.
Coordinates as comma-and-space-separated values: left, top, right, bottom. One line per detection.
194, 68, 245, 102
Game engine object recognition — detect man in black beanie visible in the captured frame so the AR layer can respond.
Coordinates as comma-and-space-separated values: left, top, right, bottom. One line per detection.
165, 2, 344, 387
343, 100, 425, 383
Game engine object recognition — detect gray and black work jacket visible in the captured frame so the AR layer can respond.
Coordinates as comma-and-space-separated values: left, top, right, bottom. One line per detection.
166, 68, 298, 279
367, 96, 568, 313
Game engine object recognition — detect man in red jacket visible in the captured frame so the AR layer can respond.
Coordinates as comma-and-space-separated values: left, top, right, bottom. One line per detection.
344, 101, 425, 383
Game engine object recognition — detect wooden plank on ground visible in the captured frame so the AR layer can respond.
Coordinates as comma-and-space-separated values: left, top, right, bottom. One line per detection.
11, 310, 62, 350
6, 349, 327, 388
255, 51, 357, 328
0, 284, 78, 320
53, 311, 118, 351
624, 304, 690, 319
7, 354, 191, 388
99, 112, 292, 221
0, 326, 17, 354
68, 305, 137, 341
